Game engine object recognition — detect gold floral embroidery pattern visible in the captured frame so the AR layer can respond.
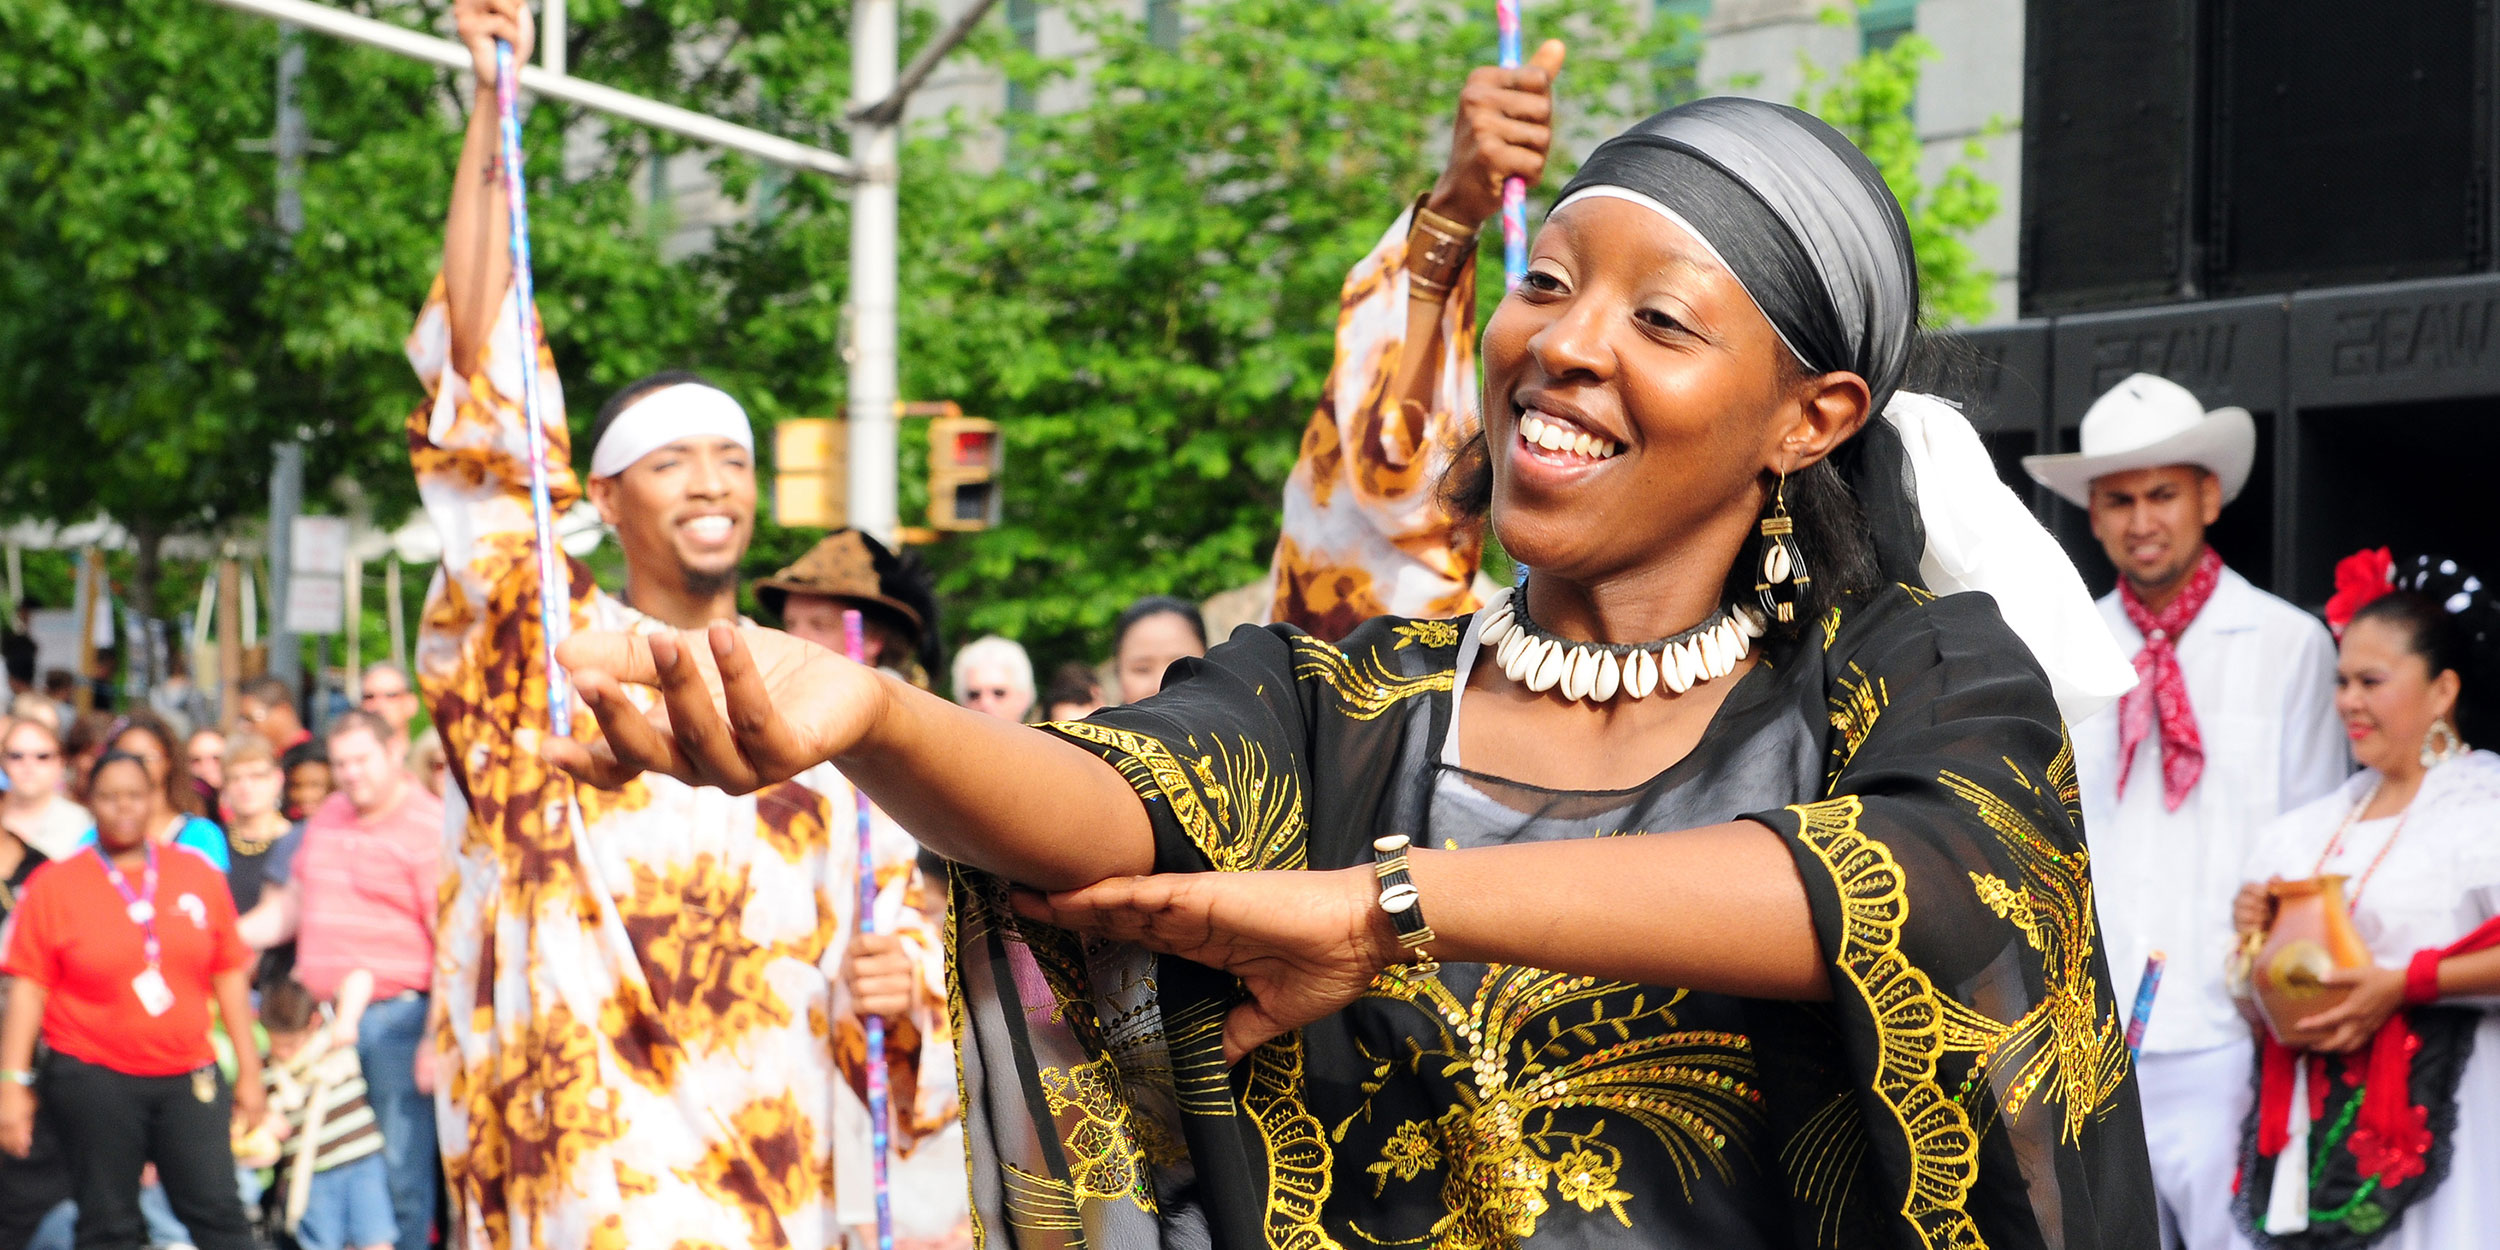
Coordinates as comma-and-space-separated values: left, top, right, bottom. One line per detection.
1945, 762, 2129, 1145
940, 866, 988, 1250
1164, 993, 1237, 1117
1390, 619, 1462, 651
1367, 1120, 1441, 1192
1353, 965, 1765, 1247
1828, 664, 1888, 784
1780, 1090, 1871, 1249
1048, 721, 1227, 862
1039, 1057, 1158, 1207
1048, 724, 1307, 874
1289, 634, 1455, 722
999, 1164, 1084, 1234
2048, 738, 2082, 816
1786, 796, 1984, 1250
1243, 1035, 1339, 1250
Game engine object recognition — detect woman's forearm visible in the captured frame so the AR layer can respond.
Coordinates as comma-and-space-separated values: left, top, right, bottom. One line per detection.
2434, 945, 2500, 998
841, 673, 1156, 891
0, 979, 45, 1073
1402, 821, 1830, 1000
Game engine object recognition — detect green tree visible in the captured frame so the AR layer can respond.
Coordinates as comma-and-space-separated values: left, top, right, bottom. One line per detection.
1800, 2, 2002, 325
716, 0, 1672, 670
0, 0, 857, 619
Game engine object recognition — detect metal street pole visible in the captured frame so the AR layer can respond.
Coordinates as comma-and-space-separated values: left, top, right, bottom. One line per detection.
202, 0, 854, 178
543, 0, 566, 75
268, 27, 307, 701
847, 0, 900, 544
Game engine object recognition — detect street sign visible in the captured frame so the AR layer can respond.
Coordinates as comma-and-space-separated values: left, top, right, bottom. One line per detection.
286, 515, 350, 634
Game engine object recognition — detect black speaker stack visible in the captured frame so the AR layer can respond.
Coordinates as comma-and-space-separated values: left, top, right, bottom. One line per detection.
1950, 0, 2500, 609
2021, 0, 2494, 314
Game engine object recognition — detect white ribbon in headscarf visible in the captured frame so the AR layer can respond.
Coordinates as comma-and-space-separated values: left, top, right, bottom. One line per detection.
1883, 392, 2139, 723
588, 382, 755, 479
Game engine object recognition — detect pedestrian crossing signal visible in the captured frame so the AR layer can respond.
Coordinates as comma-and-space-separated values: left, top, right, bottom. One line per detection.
927, 415, 1002, 532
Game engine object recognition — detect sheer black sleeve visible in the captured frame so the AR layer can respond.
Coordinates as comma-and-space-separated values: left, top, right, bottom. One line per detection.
1746, 589, 2159, 1250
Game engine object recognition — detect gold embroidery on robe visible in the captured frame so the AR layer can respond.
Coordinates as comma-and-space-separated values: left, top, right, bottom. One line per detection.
1339, 964, 1766, 1248
1785, 797, 1985, 1250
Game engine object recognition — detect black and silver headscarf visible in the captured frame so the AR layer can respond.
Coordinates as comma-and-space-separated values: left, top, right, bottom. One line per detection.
1548, 98, 2136, 722
1558, 97, 1918, 412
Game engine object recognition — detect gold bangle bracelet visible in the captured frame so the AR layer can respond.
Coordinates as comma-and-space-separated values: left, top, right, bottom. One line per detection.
1414, 203, 1480, 243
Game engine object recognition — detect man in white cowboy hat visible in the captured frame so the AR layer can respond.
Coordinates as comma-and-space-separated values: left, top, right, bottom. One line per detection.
2025, 373, 2347, 1250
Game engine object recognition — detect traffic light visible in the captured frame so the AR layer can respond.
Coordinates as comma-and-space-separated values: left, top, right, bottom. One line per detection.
927, 414, 1003, 532
772, 418, 847, 528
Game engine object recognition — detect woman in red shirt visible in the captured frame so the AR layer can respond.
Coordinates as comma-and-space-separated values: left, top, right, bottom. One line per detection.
0, 751, 264, 1250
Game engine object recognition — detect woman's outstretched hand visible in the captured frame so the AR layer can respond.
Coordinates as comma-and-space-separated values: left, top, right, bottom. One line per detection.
1013, 867, 1401, 1064
545, 622, 886, 793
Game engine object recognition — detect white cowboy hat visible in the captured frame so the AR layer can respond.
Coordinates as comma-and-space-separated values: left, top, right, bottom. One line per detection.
2021, 372, 2257, 508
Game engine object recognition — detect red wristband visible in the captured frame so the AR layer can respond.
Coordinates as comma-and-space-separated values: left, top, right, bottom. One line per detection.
2405, 948, 2445, 1006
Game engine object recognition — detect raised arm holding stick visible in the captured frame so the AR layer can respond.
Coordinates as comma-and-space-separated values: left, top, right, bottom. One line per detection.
414, 6, 932, 1247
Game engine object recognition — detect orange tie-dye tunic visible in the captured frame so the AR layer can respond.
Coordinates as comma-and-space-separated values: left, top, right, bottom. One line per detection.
407, 281, 936, 1250
1266, 206, 1489, 638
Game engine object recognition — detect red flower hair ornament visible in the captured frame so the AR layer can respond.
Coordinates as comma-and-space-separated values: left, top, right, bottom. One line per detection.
2326, 547, 2397, 639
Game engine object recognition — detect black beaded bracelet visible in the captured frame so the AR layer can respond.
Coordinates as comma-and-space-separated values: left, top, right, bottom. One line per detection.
1371, 834, 1439, 974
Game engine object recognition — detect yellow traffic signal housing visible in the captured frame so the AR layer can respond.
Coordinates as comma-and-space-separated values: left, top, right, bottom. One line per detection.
773, 418, 847, 528
927, 415, 1003, 532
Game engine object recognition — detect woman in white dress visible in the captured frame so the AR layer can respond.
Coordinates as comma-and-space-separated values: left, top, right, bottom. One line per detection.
2232, 550, 2500, 1249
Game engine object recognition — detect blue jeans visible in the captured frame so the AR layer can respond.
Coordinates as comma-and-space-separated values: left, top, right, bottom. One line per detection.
298, 1154, 397, 1250
356, 994, 437, 1250
138, 1184, 187, 1248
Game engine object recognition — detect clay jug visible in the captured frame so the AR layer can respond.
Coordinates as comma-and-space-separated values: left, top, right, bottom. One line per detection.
2252, 875, 2374, 1047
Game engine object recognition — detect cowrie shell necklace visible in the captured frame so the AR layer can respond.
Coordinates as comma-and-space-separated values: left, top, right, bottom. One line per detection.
1477, 583, 1767, 703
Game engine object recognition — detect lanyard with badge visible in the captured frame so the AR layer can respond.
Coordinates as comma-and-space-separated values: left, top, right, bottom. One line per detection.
93, 844, 174, 1017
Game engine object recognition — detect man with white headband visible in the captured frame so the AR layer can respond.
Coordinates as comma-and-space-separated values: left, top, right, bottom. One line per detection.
396, 3, 935, 1247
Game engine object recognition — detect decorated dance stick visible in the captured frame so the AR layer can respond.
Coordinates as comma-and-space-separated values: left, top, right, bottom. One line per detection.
493, 39, 573, 738
845, 610, 895, 1250
2125, 951, 2166, 1059
1495, 0, 1527, 289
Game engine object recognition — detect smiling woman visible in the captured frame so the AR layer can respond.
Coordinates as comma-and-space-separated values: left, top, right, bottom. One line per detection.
549, 74, 2156, 1250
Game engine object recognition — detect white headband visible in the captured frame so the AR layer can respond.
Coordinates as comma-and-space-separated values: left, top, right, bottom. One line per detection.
588, 383, 755, 479
1549, 185, 1812, 369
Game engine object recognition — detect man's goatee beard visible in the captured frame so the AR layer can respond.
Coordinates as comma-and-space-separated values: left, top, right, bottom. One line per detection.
684, 563, 742, 605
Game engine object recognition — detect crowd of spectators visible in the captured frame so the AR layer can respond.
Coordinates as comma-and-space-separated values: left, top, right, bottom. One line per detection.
0, 656, 448, 1250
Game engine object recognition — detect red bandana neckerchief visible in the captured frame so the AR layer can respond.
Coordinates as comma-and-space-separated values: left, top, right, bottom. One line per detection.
2116, 546, 2226, 811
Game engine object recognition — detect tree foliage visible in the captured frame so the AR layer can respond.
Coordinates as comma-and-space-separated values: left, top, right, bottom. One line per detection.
1801, 3, 2002, 326
0, 0, 1997, 680
873, 0, 1669, 662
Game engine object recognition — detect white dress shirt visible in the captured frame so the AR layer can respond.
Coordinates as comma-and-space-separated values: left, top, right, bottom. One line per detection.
2076, 565, 2347, 1054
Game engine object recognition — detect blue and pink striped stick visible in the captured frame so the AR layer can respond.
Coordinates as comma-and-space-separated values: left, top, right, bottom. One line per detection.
1495, 0, 1527, 289
492, 39, 572, 738
2126, 951, 2166, 1059
844, 610, 894, 1250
